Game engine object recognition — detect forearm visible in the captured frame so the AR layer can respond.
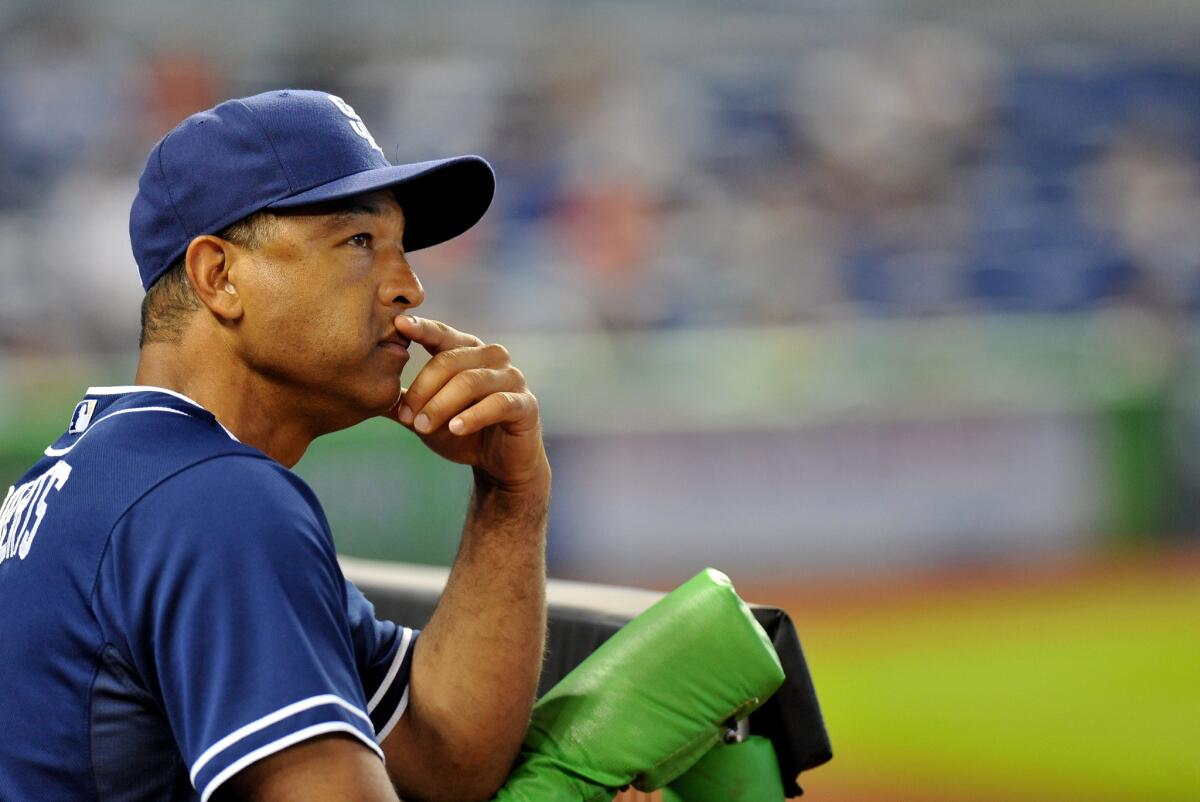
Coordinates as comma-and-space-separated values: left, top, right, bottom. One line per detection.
385, 468, 549, 800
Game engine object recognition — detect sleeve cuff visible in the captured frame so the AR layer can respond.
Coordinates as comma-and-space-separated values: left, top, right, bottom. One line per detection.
190, 694, 381, 802
366, 627, 418, 742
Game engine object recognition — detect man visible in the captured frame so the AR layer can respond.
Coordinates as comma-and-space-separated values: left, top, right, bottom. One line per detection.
0, 90, 550, 801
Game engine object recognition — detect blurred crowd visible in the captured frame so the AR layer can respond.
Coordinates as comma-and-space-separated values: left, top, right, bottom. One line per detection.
1, 4, 1199, 353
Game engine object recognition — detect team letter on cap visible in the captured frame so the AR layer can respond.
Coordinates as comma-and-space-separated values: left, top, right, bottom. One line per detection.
327, 94, 384, 155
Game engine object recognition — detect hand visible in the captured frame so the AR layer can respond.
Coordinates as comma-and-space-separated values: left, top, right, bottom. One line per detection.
384, 315, 550, 495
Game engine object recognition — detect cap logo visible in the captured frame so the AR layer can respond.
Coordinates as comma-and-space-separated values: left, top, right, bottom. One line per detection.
327, 94, 383, 156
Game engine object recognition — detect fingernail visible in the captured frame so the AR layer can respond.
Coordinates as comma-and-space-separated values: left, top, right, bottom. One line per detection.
398, 406, 413, 425
449, 417, 465, 434
414, 413, 430, 432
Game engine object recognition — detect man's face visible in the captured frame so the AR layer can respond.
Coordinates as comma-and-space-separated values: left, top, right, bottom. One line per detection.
228, 189, 422, 430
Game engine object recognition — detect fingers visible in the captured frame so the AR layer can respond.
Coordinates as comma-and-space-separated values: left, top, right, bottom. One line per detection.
401, 362, 528, 434
445, 390, 540, 437
399, 341, 516, 425
392, 315, 537, 436
394, 314, 483, 355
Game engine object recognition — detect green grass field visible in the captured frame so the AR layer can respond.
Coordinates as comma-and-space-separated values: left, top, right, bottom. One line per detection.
757, 551, 1200, 801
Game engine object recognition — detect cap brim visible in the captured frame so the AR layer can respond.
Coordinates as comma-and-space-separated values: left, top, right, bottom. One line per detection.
267, 155, 494, 251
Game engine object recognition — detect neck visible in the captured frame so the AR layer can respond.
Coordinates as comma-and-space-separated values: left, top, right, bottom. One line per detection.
135, 341, 318, 468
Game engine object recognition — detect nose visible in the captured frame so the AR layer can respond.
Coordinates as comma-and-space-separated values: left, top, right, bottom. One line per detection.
379, 248, 425, 311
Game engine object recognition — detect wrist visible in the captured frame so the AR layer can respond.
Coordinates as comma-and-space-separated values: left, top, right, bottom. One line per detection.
471, 463, 552, 500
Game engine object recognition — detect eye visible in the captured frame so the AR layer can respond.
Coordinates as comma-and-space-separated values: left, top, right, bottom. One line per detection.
347, 232, 373, 248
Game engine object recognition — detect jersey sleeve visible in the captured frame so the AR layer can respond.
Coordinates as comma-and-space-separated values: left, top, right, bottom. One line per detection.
97, 455, 383, 802
344, 579, 420, 742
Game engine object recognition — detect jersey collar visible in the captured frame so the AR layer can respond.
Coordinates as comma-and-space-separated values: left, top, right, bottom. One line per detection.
80, 386, 241, 443
85, 385, 209, 412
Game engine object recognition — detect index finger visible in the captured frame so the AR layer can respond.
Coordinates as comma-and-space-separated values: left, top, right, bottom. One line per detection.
394, 314, 483, 354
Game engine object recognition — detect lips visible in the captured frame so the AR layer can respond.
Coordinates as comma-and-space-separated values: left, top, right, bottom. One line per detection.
378, 333, 411, 354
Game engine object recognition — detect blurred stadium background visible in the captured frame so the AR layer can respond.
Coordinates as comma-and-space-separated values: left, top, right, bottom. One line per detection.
2, 0, 1198, 798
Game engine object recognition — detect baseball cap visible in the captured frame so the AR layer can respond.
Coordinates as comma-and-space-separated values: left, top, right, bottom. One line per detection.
130, 89, 495, 291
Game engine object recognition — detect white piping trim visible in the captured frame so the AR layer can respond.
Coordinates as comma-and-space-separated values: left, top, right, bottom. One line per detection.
83, 385, 241, 442
190, 694, 372, 783
198, 722, 383, 802
44, 407, 191, 457
210, 419, 241, 443
86, 385, 205, 408
366, 627, 414, 714
375, 686, 410, 744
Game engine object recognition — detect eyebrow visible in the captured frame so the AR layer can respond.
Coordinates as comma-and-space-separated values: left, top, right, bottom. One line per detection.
320, 201, 386, 233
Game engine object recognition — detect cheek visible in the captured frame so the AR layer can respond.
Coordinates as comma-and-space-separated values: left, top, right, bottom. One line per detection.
263, 292, 374, 371
238, 269, 337, 362
235, 253, 380, 378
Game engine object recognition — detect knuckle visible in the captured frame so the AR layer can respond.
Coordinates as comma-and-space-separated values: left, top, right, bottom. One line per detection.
484, 342, 510, 363
505, 365, 526, 386
462, 368, 488, 393
505, 391, 529, 411
431, 349, 465, 371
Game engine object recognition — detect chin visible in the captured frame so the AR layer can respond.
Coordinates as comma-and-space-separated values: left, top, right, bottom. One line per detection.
310, 357, 405, 428
362, 376, 404, 417
316, 387, 396, 437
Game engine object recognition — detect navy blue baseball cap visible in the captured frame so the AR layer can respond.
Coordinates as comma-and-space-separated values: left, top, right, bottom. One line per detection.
130, 89, 495, 291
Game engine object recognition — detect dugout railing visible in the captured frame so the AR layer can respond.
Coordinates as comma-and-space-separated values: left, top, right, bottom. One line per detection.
341, 558, 833, 799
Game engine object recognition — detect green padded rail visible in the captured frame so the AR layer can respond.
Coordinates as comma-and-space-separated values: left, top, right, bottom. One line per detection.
493, 568, 786, 801
662, 736, 787, 802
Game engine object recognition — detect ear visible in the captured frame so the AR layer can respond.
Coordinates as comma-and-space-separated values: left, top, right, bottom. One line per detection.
184, 235, 243, 321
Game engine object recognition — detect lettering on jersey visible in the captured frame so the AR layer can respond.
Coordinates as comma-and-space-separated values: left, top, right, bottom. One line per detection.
0, 460, 72, 564
327, 94, 384, 155
69, 399, 97, 434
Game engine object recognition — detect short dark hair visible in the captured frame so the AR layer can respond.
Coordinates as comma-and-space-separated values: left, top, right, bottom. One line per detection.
139, 211, 278, 347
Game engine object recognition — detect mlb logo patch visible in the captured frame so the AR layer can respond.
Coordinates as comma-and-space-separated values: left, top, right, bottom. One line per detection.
69, 400, 96, 434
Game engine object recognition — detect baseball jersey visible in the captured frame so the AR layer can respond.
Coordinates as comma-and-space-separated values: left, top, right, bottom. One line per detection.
0, 386, 418, 801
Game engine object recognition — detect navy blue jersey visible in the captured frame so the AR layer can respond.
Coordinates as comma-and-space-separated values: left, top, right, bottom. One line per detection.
0, 386, 418, 801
